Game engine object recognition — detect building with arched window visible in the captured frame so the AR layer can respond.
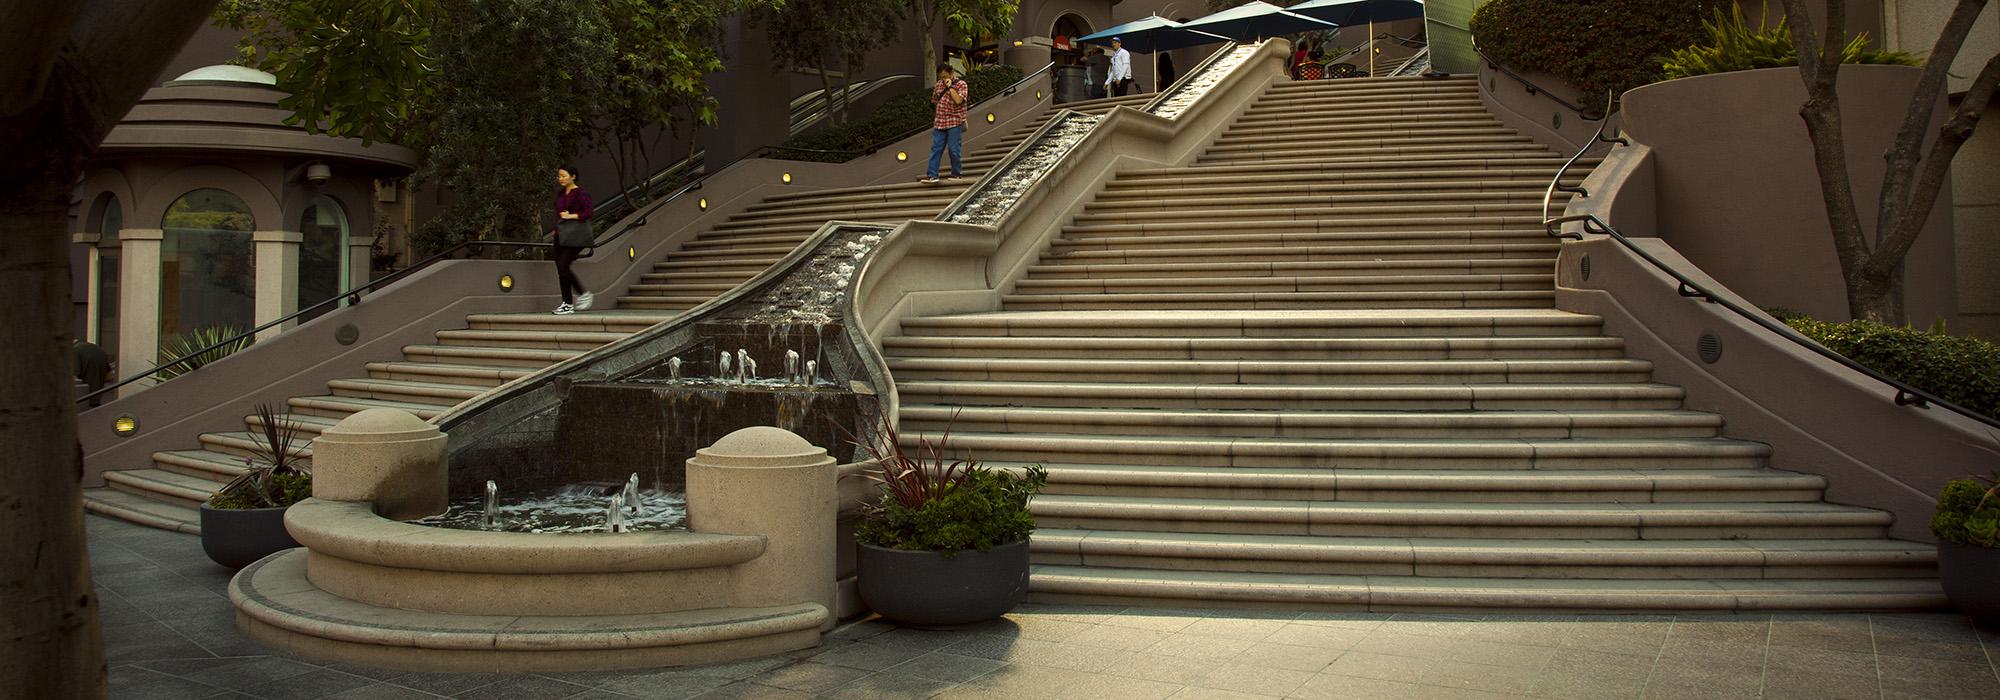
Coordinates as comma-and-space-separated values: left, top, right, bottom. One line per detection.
71, 65, 418, 384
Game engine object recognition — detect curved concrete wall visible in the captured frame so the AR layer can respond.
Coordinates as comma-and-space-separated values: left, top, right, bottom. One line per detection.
1621, 65, 1956, 324
1559, 142, 1999, 542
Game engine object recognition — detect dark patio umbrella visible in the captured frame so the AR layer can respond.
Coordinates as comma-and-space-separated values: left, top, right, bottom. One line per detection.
1180, 1, 1339, 42
1077, 16, 1232, 54
1285, 0, 1425, 27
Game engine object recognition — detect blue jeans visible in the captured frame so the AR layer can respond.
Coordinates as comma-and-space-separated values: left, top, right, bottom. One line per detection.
927, 125, 963, 178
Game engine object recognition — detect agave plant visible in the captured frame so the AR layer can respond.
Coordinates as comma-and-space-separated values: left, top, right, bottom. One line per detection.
1933, 474, 2000, 548
208, 403, 312, 510
155, 325, 253, 380
845, 411, 1047, 555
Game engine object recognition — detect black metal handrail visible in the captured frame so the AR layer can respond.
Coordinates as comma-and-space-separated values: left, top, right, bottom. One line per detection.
767, 62, 1056, 160
1539, 92, 1629, 227
1474, 46, 1602, 119
1539, 99, 2000, 432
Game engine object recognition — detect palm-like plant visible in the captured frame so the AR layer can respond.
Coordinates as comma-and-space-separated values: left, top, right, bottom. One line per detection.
208, 403, 312, 510
156, 325, 253, 380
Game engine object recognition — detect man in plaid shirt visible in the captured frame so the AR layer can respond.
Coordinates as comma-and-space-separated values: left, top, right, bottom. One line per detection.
922, 63, 970, 184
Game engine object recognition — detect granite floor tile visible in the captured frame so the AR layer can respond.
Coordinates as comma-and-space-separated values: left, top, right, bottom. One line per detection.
141, 655, 323, 688
804, 641, 930, 671
1769, 618, 1877, 654
1872, 615, 1982, 644
1165, 687, 1279, 700
321, 686, 445, 700
1667, 615, 1772, 645
973, 614, 1093, 643
743, 662, 871, 693
1876, 654, 2000, 694
1099, 609, 1207, 633
1559, 621, 1673, 658
105, 624, 223, 664
1418, 657, 1542, 695
1289, 612, 1389, 632
1873, 635, 1991, 665
452, 674, 596, 699
596, 670, 735, 699
1760, 668, 1880, 700
862, 627, 982, 651
1259, 623, 1367, 650
1189, 661, 1315, 697
241, 668, 386, 700
1443, 638, 1557, 669
109, 665, 226, 700
1321, 650, 1439, 682
686, 680, 812, 700
1764, 643, 1879, 678
1655, 637, 1768, 668
1229, 640, 1342, 674
1346, 631, 1459, 660
1377, 615, 1481, 639
383, 671, 506, 696
1098, 652, 1221, 686
1457, 618, 1578, 648
1291, 672, 1430, 699
1642, 658, 1766, 699
661, 656, 792, 681
1068, 622, 1174, 651
880, 652, 1007, 683
1177, 617, 1289, 642
815, 672, 958, 699
946, 635, 1135, 672
1529, 649, 1656, 700
563, 691, 644, 700
1139, 633, 1257, 662
828, 619, 897, 642
958, 665, 1178, 700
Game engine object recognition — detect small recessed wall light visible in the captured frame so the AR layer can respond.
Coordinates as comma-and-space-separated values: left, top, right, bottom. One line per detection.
498, 274, 514, 291
114, 415, 138, 437
627, 246, 637, 260
782, 172, 793, 184
698, 197, 708, 210
1036, 90, 1043, 100
1013, 40, 1024, 46
897, 151, 908, 162
986, 113, 996, 123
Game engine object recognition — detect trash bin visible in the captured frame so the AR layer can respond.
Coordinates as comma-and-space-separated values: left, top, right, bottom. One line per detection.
1054, 65, 1089, 105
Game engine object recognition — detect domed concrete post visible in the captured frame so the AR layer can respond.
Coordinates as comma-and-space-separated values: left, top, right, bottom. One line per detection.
686, 427, 837, 627
311, 408, 448, 520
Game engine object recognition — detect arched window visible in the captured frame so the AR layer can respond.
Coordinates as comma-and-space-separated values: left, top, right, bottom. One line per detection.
298, 195, 349, 322
160, 189, 255, 341
92, 194, 123, 358
1053, 13, 1092, 45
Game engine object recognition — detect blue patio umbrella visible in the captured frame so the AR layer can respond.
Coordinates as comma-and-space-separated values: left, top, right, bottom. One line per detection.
1077, 16, 1232, 53
1285, 0, 1425, 27
1180, 1, 1340, 42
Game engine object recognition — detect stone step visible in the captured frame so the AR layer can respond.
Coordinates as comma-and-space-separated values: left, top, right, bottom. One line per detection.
104, 468, 222, 510
741, 187, 962, 213
615, 296, 710, 310
1241, 96, 1487, 115
1014, 464, 1822, 503
896, 309, 1606, 338
198, 431, 315, 465
1206, 133, 1537, 156
326, 377, 481, 405
1010, 273, 1553, 295
679, 232, 813, 250
364, 361, 530, 388
655, 244, 800, 262
917, 432, 1768, 470
243, 411, 340, 441
1048, 227, 1554, 249
400, 344, 583, 369
625, 282, 740, 297
899, 406, 1721, 440
81, 488, 201, 534
1201, 144, 1559, 165
1081, 189, 1565, 215
1218, 117, 1505, 139
882, 334, 1623, 360
708, 206, 941, 231
893, 380, 1686, 411
886, 355, 1651, 385
653, 259, 770, 274
637, 269, 758, 285
462, 312, 671, 333
1027, 497, 1882, 539
152, 449, 255, 482
1107, 163, 1593, 190
720, 196, 954, 224
1048, 241, 1560, 262
1159, 157, 1596, 181
434, 328, 627, 351
1031, 531, 1934, 579
998, 288, 1557, 310
1053, 217, 1551, 240
1025, 565, 1947, 612
287, 395, 448, 421
1091, 178, 1571, 201
1233, 103, 1492, 124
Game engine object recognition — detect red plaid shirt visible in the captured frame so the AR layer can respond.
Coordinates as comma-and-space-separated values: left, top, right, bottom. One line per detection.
932, 78, 969, 129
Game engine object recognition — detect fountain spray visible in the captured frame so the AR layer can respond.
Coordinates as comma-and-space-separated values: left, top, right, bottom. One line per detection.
624, 473, 642, 515
482, 480, 499, 530
607, 492, 628, 533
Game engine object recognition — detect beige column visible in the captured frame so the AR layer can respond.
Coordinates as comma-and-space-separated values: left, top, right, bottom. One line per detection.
685, 427, 837, 627
346, 234, 376, 290
254, 230, 303, 341
72, 233, 102, 343
311, 408, 448, 520
115, 228, 164, 396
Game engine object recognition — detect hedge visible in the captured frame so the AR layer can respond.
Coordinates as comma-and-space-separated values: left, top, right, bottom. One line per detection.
774, 65, 1026, 163
1469, 0, 1722, 105
1659, 5, 1920, 80
1772, 312, 2000, 422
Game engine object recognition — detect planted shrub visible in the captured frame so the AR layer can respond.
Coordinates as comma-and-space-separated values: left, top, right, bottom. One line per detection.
775, 65, 1025, 163
1778, 314, 2000, 421
156, 325, 253, 380
1660, 5, 1921, 80
1470, 0, 1721, 105
851, 418, 1048, 556
1931, 476, 1999, 548
209, 404, 313, 510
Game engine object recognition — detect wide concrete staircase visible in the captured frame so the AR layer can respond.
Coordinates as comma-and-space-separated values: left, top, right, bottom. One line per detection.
83, 93, 1152, 533
885, 75, 1941, 611
619, 94, 1152, 312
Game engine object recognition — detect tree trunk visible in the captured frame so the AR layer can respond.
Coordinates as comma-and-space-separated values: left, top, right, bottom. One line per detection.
918, 2, 939, 77
0, 170, 105, 698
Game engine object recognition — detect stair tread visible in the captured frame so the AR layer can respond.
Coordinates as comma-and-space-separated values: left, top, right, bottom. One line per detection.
1034, 529, 1932, 557
82, 489, 201, 534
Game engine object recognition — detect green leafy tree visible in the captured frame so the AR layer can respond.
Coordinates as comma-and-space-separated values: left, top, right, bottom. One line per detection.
591, 0, 770, 199
912, 0, 1019, 73
213, 0, 439, 147
762, 0, 902, 126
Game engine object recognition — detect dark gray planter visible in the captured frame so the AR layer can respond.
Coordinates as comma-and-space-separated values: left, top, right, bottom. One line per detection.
857, 540, 1029, 628
199, 502, 301, 569
1938, 540, 2000, 630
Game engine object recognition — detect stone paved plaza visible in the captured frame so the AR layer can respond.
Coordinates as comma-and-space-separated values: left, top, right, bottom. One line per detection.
90, 515, 2000, 700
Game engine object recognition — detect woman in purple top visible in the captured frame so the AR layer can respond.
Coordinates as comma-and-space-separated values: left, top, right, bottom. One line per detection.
550, 166, 594, 315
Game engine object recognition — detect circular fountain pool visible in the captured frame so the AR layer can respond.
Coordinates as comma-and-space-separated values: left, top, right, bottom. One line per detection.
410, 483, 689, 533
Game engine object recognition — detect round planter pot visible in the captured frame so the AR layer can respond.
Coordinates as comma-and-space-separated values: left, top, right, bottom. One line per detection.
199, 502, 302, 569
858, 540, 1029, 628
1938, 540, 2000, 630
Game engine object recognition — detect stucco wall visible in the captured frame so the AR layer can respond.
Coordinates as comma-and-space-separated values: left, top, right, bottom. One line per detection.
1621, 65, 1957, 325
1953, 101, 2000, 340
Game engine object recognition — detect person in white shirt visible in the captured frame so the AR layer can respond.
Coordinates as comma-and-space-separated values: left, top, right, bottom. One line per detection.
1106, 37, 1133, 96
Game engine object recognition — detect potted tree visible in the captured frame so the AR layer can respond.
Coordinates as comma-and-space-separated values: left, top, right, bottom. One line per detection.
1931, 474, 1999, 629
853, 419, 1048, 628
201, 404, 311, 568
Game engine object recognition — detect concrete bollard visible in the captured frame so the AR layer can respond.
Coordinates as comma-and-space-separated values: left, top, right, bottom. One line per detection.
685, 427, 836, 624
311, 408, 448, 520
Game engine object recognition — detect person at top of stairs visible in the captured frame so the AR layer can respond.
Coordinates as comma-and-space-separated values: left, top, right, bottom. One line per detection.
550, 165, 596, 315
921, 64, 970, 185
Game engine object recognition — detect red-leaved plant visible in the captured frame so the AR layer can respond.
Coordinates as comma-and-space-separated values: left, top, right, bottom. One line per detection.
843, 410, 1047, 555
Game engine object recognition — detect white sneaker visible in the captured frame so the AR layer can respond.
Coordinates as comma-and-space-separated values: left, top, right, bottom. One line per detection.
553, 303, 575, 315
919, 176, 939, 184
575, 292, 594, 311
